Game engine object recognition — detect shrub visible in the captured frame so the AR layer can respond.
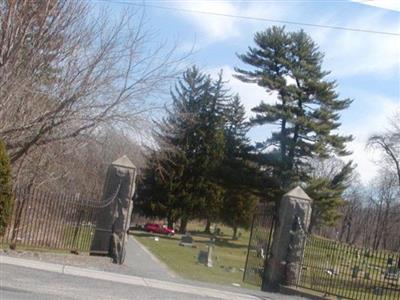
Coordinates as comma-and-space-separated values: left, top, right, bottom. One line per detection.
0, 139, 12, 235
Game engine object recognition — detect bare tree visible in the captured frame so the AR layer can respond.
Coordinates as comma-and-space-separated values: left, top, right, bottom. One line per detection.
367, 171, 399, 250
314, 168, 400, 251
12, 127, 147, 195
0, 0, 182, 165
306, 157, 354, 233
338, 182, 364, 244
368, 111, 400, 186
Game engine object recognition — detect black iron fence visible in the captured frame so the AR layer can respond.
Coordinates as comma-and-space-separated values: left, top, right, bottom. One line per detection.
297, 235, 400, 300
0, 186, 110, 252
243, 204, 276, 286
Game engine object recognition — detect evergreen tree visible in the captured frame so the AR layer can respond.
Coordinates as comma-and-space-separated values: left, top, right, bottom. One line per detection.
0, 139, 13, 235
137, 66, 227, 233
136, 151, 182, 228
196, 72, 229, 232
235, 26, 353, 191
220, 95, 259, 239
224, 95, 250, 159
305, 161, 353, 233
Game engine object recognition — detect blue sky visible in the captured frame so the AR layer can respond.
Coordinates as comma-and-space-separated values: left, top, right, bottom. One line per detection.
94, 0, 399, 183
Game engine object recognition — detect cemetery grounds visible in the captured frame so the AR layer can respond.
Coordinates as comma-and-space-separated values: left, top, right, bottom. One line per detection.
134, 222, 399, 299
132, 222, 257, 289
297, 236, 400, 300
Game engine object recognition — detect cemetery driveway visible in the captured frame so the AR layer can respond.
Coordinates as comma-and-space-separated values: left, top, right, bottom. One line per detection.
125, 236, 307, 300
124, 235, 179, 281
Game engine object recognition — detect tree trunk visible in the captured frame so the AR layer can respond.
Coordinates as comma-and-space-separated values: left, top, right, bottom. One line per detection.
232, 226, 238, 240
179, 217, 188, 234
167, 217, 173, 229
204, 219, 211, 233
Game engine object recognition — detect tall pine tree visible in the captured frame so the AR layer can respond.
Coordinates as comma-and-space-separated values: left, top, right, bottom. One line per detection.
305, 159, 353, 232
137, 66, 227, 233
195, 72, 228, 232
220, 95, 260, 239
235, 26, 353, 191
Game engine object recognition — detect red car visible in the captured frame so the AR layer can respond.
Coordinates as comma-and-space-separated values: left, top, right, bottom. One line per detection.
144, 223, 175, 236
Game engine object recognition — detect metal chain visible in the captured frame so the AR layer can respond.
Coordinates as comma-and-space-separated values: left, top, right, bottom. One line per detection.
293, 215, 309, 240
84, 182, 121, 208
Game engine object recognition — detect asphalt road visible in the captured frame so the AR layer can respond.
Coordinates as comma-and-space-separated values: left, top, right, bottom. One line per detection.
0, 264, 217, 300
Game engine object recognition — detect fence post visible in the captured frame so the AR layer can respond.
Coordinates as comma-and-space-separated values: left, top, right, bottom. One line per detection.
262, 186, 312, 291
90, 156, 136, 264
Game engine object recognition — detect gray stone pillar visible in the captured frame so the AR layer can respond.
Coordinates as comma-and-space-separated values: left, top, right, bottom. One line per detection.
262, 186, 312, 291
90, 156, 136, 264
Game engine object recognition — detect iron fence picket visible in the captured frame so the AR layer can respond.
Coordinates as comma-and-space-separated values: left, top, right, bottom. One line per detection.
297, 235, 400, 300
47, 189, 59, 248
58, 192, 68, 249
65, 196, 75, 249
34, 188, 45, 248
55, 192, 67, 249
0, 186, 111, 253
42, 189, 53, 248
25, 187, 35, 245
32, 188, 45, 247
243, 204, 276, 287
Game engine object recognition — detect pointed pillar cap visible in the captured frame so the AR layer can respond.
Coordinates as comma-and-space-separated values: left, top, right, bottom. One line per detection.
112, 155, 136, 169
283, 186, 312, 202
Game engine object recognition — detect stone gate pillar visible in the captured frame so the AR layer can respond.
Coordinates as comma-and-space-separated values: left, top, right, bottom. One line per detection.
262, 186, 312, 291
90, 156, 136, 264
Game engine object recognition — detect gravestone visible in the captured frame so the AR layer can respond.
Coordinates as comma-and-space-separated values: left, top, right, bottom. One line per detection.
198, 250, 208, 264
373, 287, 384, 296
352, 266, 360, 278
207, 237, 214, 267
90, 156, 136, 264
385, 266, 400, 280
179, 234, 193, 247
225, 266, 236, 272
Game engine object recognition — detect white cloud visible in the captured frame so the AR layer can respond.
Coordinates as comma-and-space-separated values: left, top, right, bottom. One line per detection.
341, 94, 399, 183
173, 1, 284, 42
347, 140, 379, 183
352, 0, 400, 12
309, 10, 400, 78
175, 1, 240, 40
174, 1, 399, 77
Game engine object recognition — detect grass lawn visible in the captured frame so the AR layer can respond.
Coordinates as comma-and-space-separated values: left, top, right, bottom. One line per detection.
0, 242, 74, 253
132, 222, 258, 289
132, 221, 400, 299
1, 224, 94, 253
63, 224, 94, 251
